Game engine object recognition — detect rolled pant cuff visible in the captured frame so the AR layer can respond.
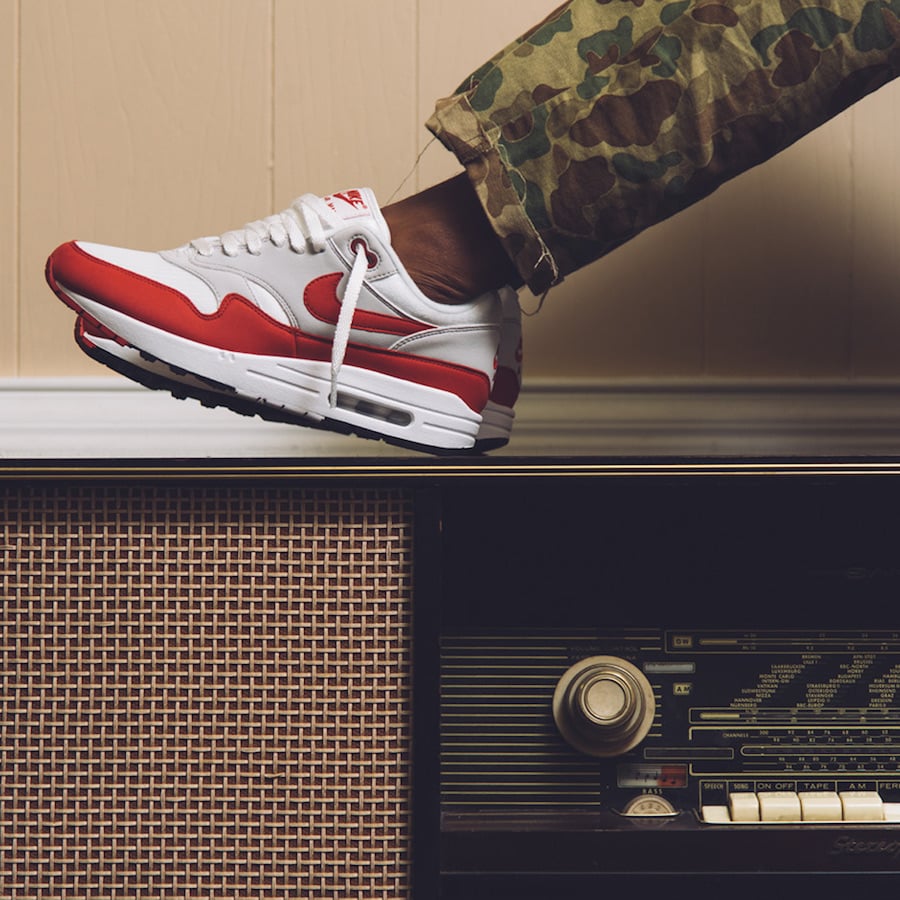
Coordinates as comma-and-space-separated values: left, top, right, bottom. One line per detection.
427, 94, 560, 295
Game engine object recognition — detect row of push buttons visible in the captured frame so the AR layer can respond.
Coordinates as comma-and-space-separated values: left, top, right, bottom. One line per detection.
702, 791, 900, 824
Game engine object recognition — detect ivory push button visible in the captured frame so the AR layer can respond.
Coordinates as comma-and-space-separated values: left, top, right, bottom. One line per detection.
552, 656, 655, 757
757, 791, 801, 822
883, 803, 900, 822
728, 792, 760, 822
840, 791, 884, 821
798, 791, 842, 821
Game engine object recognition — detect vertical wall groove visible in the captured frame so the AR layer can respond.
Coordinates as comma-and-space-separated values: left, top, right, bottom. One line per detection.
414, 0, 422, 195
269, 0, 276, 215
13, 0, 21, 375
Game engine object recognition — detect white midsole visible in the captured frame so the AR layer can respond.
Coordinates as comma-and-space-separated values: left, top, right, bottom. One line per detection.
87, 329, 514, 445
71, 292, 483, 449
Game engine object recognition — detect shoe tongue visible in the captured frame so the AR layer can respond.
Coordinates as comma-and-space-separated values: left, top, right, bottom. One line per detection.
322, 188, 390, 241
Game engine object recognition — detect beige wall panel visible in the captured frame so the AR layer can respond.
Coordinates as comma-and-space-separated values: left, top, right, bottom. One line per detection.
523, 206, 708, 378
417, 0, 705, 379
702, 112, 855, 377
848, 81, 900, 376
0, 0, 16, 375
273, 0, 417, 205
20, 0, 272, 376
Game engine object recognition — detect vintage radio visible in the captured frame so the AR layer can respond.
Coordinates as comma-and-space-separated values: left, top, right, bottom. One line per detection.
4, 459, 900, 898
422, 461, 900, 897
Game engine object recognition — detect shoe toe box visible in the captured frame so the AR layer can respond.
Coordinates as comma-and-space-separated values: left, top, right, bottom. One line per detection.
47, 240, 220, 316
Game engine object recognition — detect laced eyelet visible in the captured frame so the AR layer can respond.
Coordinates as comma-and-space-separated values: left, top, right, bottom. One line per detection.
350, 237, 379, 269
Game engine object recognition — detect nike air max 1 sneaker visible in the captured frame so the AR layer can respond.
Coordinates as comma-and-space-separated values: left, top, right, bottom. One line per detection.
72, 282, 522, 450
47, 189, 504, 452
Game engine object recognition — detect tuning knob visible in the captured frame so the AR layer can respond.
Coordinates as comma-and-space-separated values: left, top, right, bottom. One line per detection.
553, 656, 655, 757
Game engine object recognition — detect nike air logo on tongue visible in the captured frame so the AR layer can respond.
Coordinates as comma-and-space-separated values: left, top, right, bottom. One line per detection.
324, 189, 371, 222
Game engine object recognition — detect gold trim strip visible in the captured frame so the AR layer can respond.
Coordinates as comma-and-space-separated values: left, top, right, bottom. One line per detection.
4, 459, 900, 480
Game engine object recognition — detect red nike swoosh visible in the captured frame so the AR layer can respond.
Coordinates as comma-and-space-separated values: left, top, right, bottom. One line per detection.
304, 272, 431, 337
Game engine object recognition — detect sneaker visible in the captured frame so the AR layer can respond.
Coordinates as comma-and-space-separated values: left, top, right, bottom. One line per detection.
46, 188, 504, 453
73, 284, 522, 449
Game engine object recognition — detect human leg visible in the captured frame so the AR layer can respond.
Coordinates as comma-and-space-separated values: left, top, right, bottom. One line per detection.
382, 173, 522, 304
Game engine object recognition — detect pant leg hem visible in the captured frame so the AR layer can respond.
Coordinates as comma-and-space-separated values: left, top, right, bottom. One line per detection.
427, 95, 560, 295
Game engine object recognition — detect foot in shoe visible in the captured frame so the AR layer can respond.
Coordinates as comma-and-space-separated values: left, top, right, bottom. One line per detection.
46, 188, 507, 453
74, 282, 523, 450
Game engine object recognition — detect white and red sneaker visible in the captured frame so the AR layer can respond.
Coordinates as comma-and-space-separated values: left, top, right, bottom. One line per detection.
47, 189, 505, 452
72, 282, 522, 450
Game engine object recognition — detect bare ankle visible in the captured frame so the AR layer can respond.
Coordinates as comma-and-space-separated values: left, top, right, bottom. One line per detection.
383, 174, 520, 304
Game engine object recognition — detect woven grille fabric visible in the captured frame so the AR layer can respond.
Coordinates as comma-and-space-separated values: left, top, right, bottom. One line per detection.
1, 483, 412, 899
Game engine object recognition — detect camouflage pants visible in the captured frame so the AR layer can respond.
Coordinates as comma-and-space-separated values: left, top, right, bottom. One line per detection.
426, 0, 900, 293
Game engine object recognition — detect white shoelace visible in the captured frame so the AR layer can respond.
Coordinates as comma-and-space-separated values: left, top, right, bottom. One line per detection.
190, 194, 371, 408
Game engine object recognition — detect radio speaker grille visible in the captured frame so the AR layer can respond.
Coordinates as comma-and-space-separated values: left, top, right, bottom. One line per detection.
1, 483, 413, 899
